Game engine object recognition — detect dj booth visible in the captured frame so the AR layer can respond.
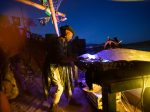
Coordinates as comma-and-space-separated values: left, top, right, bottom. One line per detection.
76, 59, 150, 112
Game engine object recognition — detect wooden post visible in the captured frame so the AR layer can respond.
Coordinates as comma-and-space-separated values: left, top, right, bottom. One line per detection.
48, 0, 60, 36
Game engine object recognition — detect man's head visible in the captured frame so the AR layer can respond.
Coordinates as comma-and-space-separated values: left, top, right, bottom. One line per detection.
60, 25, 75, 42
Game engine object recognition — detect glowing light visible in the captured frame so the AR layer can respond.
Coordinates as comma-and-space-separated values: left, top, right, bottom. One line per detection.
88, 54, 97, 59
96, 48, 150, 62
80, 53, 98, 60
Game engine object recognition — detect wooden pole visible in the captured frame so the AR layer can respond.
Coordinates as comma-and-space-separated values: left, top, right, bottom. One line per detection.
16, 0, 46, 10
48, 0, 60, 36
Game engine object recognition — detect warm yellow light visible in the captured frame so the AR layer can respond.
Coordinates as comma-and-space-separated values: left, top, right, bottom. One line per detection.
96, 48, 150, 62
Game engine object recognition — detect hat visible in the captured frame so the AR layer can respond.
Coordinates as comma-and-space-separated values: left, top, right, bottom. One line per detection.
60, 25, 75, 36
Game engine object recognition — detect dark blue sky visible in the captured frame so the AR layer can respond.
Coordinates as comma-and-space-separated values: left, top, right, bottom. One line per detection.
1, 0, 150, 44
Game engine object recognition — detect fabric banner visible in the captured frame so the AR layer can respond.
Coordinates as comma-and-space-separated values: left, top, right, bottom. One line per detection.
38, 17, 50, 26
40, 0, 49, 7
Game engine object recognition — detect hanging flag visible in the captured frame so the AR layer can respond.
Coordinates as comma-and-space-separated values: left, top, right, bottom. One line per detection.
38, 17, 50, 26
40, 0, 49, 7
59, 17, 67, 22
55, 11, 67, 23
12, 16, 21, 26
45, 7, 51, 16
16, 0, 65, 36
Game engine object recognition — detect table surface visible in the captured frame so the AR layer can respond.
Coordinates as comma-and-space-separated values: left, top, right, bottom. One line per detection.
76, 60, 150, 112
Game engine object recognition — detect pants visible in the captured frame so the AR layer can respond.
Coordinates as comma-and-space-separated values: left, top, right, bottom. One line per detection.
50, 66, 63, 105
50, 65, 74, 105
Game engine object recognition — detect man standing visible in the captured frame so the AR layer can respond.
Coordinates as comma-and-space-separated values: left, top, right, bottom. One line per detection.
43, 25, 75, 112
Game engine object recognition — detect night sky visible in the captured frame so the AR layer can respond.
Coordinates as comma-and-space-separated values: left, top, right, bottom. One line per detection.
1, 0, 150, 44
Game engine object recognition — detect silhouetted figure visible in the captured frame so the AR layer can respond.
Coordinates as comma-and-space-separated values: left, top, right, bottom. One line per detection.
104, 36, 122, 49
113, 37, 122, 47
43, 25, 76, 112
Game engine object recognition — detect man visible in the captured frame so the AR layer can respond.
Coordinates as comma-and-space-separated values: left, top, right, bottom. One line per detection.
104, 36, 120, 49
43, 25, 75, 112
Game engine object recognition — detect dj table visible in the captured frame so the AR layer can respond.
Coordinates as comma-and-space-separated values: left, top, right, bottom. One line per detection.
76, 60, 150, 112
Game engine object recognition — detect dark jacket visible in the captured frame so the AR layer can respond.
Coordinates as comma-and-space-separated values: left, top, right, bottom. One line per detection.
45, 36, 75, 65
